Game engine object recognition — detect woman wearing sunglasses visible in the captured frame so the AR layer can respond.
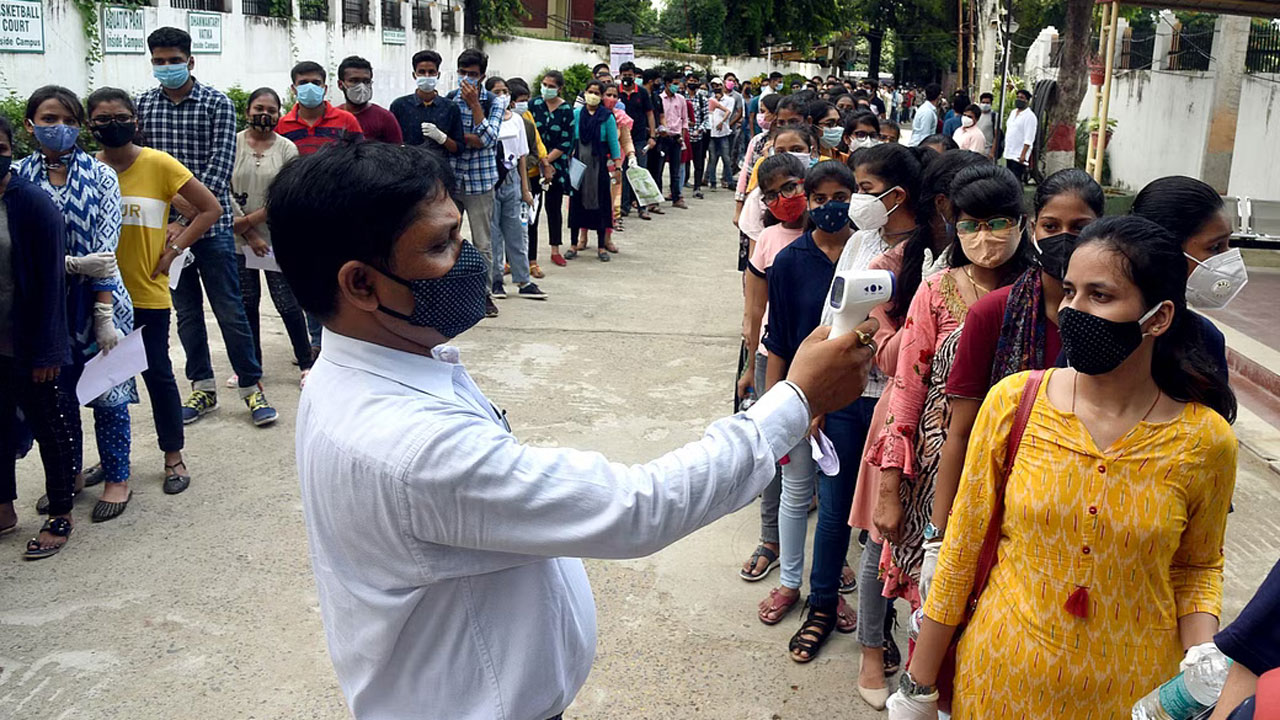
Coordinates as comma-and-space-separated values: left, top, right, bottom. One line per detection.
868, 163, 1030, 611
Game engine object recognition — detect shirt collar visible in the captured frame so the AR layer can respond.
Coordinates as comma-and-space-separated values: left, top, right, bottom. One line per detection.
318, 328, 459, 400
155, 78, 207, 105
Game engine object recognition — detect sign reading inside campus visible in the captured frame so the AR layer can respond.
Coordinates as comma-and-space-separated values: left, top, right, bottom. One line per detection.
0, 0, 44, 53
383, 27, 405, 45
102, 5, 145, 54
188, 11, 221, 53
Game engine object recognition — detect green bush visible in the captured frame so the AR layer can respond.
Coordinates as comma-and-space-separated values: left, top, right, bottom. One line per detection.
561, 63, 593, 101
0, 90, 98, 160
782, 73, 808, 93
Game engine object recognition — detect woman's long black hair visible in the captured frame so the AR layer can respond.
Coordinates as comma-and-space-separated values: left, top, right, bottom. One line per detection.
86, 86, 146, 147
1129, 175, 1224, 247
1035, 167, 1105, 218
887, 149, 985, 323
946, 162, 1033, 280
1072, 215, 1237, 422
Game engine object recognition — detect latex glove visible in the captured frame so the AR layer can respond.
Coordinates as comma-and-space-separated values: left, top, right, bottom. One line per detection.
66, 251, 118, 279
93, 302, 118, 353
624, 154, 637, 170
1180, 642, 1222, 672
920, 539, 943, 604
421, 122, 448, 145
886, 689, 940, 720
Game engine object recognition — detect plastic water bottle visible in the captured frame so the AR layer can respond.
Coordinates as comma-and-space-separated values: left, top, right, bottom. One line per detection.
519, 202, 529, 229
1132, 647, 1231, 720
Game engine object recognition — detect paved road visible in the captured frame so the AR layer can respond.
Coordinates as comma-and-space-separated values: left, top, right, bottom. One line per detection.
1, 190, 1278, 719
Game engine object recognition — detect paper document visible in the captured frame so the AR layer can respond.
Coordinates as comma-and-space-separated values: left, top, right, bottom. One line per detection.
244, 249, 281, 273
76, 328, 148, 406
167, 248, 193, 290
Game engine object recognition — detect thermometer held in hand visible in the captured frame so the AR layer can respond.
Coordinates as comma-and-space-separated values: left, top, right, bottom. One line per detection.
828, 269, 895, 339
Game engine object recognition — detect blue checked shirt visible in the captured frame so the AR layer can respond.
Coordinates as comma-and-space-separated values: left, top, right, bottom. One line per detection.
136, 80, 236, 237
448, 85, 504, 195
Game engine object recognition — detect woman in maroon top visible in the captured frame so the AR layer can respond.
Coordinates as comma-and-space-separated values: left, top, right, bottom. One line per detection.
923, 168, 1104, 592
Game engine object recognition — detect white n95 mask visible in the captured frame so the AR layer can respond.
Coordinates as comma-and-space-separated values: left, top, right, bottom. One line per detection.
1185, 249, 1248, 310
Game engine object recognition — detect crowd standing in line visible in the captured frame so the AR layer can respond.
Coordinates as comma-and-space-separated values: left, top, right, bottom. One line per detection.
0, 27, 1274, 720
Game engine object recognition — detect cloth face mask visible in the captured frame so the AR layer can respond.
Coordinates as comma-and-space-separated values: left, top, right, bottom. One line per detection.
376, 242, 490, 338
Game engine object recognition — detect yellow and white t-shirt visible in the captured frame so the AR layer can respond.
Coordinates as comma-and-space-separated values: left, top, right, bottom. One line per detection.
116, 148, 194, 309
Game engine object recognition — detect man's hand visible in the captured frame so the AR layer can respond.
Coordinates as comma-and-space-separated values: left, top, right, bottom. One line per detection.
165, 221, 185, 244
522, 190, 535, 206
786, 321, 877, 418
463, 133, 483, 149
459, 78, 480, 108
646, 138, 657, 151
736, 367, 754, 401
152, 246, 182, 280
232, 215, 253, 236
65, 252, 118, 279
808, 414, 826, 439
32, 366, 59, 383
421, 122, 448, 145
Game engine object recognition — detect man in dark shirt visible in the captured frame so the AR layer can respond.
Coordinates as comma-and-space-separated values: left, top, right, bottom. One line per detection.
618, 61, 655, 220
642, 68, 666, 214
336, 55, 403, 144
389, 50, 463, 157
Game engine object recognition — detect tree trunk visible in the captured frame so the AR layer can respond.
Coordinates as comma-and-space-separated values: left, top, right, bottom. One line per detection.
1044, 0, 1093, 174
867, 26, 883, 80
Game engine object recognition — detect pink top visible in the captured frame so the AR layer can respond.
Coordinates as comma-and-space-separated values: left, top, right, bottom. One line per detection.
867, 268, 969, 476
660, 92, 689, 135
953, 125, 986, 153
748, 224, 806, 347
611, 106, 634, 131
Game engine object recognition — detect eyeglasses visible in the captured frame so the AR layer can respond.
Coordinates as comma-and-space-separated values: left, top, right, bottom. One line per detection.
91, 114, 134, 125
955, 217, 1021, 238
761, 181, 804, 204
852, 130, 874, 140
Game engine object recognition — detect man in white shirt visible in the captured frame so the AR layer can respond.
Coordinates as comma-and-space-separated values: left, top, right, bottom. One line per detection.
976, 91, 996, 154
1002, 88, 1038, 183
266, 141, 878, 720
760, 71, 783, 97
908, 82, 941, 147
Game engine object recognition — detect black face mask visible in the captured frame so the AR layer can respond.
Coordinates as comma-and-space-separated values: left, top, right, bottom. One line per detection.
1034, 232, 1078, 281
250, 114, 278, 132
1059, 305, 1161, 375
0, 156, 10, 179
1015, 99, 1028, 110
91, 121, 135, 149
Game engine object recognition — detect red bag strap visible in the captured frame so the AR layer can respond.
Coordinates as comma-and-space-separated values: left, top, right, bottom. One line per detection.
964, 370, 1045, 617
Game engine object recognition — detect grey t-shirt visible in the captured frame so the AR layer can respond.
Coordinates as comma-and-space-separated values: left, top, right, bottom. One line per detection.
0, 202, 14, 357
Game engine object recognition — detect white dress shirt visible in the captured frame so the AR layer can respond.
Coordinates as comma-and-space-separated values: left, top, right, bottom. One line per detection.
1003, 108, 1038, 162
296, 329, 810, 720
909, 101, 937, 147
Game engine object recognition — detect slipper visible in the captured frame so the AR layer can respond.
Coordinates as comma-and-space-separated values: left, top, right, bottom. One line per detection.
758, 587, 800, 625
164, 463, 191, 495
564, 249, 579, 260
597, 251, 610, 262
0, 523, 17, 537
23, 516, 72, 560
92, 491, 132, 523
81, 464, 105, 488
840, 561, 857, 594
739, 544, 779, 581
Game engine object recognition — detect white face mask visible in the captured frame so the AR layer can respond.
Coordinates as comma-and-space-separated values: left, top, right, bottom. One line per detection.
961, 116, 975, 128
854, 137, 879, 149
847, 186, 900, 231
344, 82, 373, 105
1185, 249, 1248, 309
416, 75, 438, 93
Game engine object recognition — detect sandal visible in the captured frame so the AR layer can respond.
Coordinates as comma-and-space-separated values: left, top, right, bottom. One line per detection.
0, 522, 16, 537
597, 251, 610, 262
529, 261, 545, 279
740, 544, 780, 581
81, 464, 105, 488
789, 603, 839, 663
23, 516, 72, 560
840, 561, 857, 594
758, 587, 800, 625
164, 462, 191, 495
564, 249, 578, 260
604, 240, 620, 254
92, 490, 132, 523
836, 595, 857, 633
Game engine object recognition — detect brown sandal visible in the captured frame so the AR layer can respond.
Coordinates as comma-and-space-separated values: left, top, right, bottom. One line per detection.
758, 587, 800, 625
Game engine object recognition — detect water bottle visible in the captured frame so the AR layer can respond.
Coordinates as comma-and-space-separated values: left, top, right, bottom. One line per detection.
1132, 647, 1231, 720
520, 202, 529, 228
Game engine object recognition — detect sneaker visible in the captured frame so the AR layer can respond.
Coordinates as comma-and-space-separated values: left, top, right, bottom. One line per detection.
485, 297, 500, 318
181, 389, 218, 425
244, 385, 278, 427
224, 374, 238, 388
492, 280, 507, 299
518, 282, 548, 299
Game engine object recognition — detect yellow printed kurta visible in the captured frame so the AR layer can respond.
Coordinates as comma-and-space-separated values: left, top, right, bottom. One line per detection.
924, 370, 1237, 720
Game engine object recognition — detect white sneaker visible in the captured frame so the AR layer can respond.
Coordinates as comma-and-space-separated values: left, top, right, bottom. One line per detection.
225, 374, 238, 388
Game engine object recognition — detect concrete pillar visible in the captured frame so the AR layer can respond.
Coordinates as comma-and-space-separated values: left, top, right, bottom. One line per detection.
1153, 10, 1175, 71
977, 0, 999, 93
1202, 14, 1251, 194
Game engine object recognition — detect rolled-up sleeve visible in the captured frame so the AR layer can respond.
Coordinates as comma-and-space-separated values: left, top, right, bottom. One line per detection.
1170, 423, 1236, 618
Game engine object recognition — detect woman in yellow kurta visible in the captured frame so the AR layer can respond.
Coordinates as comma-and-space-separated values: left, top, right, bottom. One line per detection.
888, 215, 1238, 720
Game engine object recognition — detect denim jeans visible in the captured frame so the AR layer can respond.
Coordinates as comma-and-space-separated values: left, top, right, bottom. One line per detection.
808, 397, 877, 610
457, 191, 495, 272
135, 308, 185, 453
491, 171, 530, 285
858, 536, 890, 648
306, 311, 322, 351
778, 436, 816, 591
237, 253, 313, 370
172, 229, 263, 391
708, 135, 733, 187
756, 352, 781, 545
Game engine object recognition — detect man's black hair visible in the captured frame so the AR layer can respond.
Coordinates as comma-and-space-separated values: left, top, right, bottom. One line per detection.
769, 72, 784, 81
979, 91, 994, 102
338, 55, 373, 82
663, 72, 680, 84
593, 62, 610, 74
925, 83, 942, 101
291, 61, 327, 84
642, 68, 661, 83
619, 61, 638, 73
268, 143, 456, 320
1016, 88, 1033, 101
457, 48, 488, 73
412, 49, 442, 70
147, 27, 191, 56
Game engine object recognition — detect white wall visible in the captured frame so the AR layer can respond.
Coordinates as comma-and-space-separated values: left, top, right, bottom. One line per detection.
1228, 73, 1280, 201
1076, 69, 1216, 192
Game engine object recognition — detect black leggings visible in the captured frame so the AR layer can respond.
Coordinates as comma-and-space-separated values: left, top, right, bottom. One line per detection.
0, 357, 78, 516
539, 184, 566, 249
691, 135, 708, 190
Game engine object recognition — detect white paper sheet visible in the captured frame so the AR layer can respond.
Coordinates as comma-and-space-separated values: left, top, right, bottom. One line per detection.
244, 248, 281, 273
76, 328, 149, 406
167, 247, 192, 290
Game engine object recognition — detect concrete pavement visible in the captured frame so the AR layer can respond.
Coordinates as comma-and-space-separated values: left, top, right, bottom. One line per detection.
1, 189, 1278, 719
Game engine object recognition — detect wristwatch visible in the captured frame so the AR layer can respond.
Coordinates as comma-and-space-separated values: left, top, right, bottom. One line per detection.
923, 522, 943, 542
899, 670, 938, 699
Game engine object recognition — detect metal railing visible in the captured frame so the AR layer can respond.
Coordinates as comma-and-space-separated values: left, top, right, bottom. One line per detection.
171, 0, 225, 11
243, 0, 289, 17
1118, 30, 1154, 70
412, 0, 432, 31
299, 0, 327, 20
343, 0, 369, 24
381, 0, 401, 27
1247, 22, 1280, 74
440, 1, 456, 33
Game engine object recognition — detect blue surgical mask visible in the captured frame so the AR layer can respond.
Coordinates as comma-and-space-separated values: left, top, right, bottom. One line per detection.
514, 100, 529, 115
810, 201, 851, 233
820, 126, 844, 149
541, 86, 559, 101
296, 82, 326, 108
153, 63, 190, 90
459, 76, 479, 88
33, 124, 80, 154
375, 241, 489, 338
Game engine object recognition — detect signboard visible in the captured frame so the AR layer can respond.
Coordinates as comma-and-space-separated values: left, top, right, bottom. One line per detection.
382, 27, 405, 45
609, 43, 634, 76
188, 11, 221, 54
0, 0, 44, 53
102, 5, 145, 54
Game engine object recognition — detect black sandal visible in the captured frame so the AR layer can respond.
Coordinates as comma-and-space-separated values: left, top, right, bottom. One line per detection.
23, 516, 72, 560
789, 603, 839, 663
840, 561, 857, 594
739, 544, 780, 581
164, 462, 191, 495
92, 490, 132, 522
597, 251, 610, 262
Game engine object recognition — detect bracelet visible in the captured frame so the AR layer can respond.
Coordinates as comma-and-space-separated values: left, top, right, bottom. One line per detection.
779, 380, 812, 420
167, 242, 182, 253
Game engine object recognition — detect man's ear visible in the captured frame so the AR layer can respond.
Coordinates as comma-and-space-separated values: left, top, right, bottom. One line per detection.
337, 261, 381, 313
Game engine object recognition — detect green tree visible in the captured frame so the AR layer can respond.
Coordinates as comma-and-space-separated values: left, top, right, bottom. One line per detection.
595, 0, 658, 34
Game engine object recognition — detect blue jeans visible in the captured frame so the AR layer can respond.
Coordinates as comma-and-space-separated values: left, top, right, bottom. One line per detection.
491, 171, 530, 285
755, 353, 781, 545
808, 397, 877, 610
171, 229, 263, 391
778, 436, 816, 591
708, 135, 733, 186
237, 253, 313, 370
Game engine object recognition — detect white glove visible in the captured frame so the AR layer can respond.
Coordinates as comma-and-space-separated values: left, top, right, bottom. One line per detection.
886, 689, 940, 720
920, 539, 943, 604
624, 154, 637, 170
93, 302, 118, 353
1180, 642, 1222, 672
66, 252, 118, 279
421, 122, 448, 145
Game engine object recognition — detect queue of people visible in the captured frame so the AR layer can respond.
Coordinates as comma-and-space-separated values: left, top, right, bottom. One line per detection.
732, 77, 1254, 719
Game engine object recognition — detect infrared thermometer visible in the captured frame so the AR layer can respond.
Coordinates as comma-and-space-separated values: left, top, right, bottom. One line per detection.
828, 269, 895, 339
